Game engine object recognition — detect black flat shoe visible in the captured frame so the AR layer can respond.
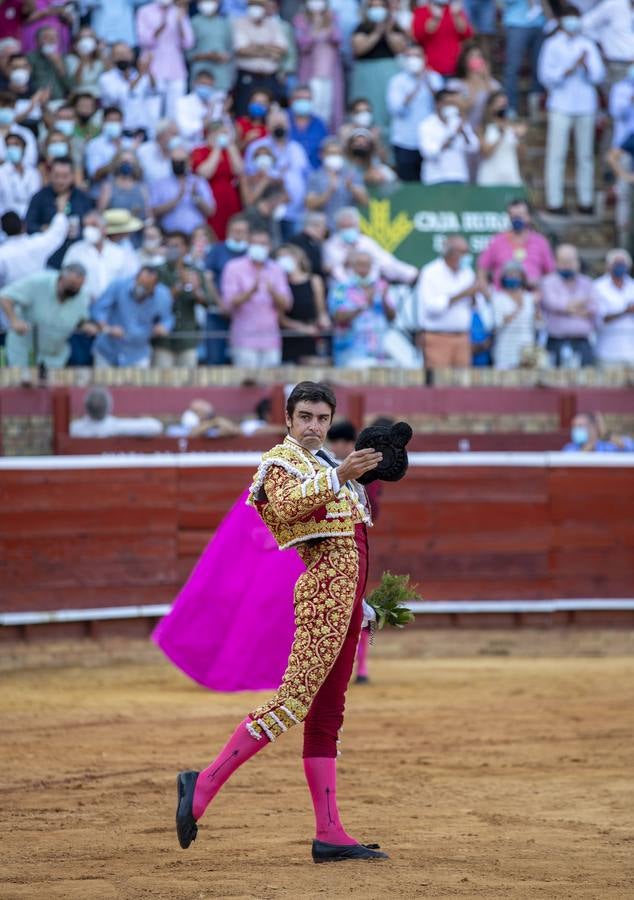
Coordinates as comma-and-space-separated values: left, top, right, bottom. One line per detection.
176, 770, 199, 849
312, 840, 389, 863
355, 675, 370, 684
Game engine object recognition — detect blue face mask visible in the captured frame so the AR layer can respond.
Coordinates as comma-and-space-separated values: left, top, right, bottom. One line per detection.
292, 98, 313, 117
571, 425, 589, 445
510, 217, 526, 233
460, 253, 473, 271
248, 102, 268, 119
6, 145, 23, 164
558, 268, 576, 281
0, 108, 14, 126
340, 227, 359, 244
367, 6, 387, 22
501, 276, 523, 290
226, 238, 248, 253
628, 64, 634, 81
195, 84, 214, 101
55, 119, 74, 136
561, 15, 581, 33
611, 261, 629, 279
103, 120, 122, 140
48, 141, 69, 158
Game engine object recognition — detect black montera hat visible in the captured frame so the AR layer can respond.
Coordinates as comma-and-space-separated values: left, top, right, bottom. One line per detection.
354, 421, 413, 484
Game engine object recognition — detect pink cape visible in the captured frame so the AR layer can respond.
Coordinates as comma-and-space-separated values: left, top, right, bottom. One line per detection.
152, 490, 304, 692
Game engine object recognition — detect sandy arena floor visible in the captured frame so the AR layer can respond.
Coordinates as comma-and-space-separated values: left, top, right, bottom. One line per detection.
1, 632, 633, 900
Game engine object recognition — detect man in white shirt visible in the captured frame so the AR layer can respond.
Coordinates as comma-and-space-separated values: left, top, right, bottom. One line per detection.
70, 387, 163, 438
418, 89, 479, 186
609, 69, 634, 148
0, 132, 41, 218
98, 42, 160, 134
85, 107, 126, 198
323, 206, 418, 285
137, 119, 182, 184
538, 5, 605, 215
416, 235, 480, 368
0, 208, 68, 288
387, 46, 443, 182
175, 69, 226, 147
582, 0, 634, 87
62, 211, 133, 302
593, 248, 634, 366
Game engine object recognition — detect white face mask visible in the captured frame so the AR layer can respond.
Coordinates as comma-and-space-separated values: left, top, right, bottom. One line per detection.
272, 203, 288, 221
277, 254, 296, 274
248, 242, 269, 263
254, 153, 274, 172
158, 0, 173, 6
443, 104, 460, 122
41, 42, 58, 56
324, 153, 344, 172
247, 4, 266, 20
367, 6, 388, 23
181, 409, 200, 430
307, 0, 327, 10
352, 110, 373, 128
77, 36, 97, 55
403, 56, 423, 75
9, 68, 30, 87
83, 225, 102, 245
198, 0, 218, 13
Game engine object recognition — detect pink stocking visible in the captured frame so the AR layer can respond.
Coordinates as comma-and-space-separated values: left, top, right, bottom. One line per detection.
356, 629, 370, 679
303, 757, 357, 846
193, 717, 268, 820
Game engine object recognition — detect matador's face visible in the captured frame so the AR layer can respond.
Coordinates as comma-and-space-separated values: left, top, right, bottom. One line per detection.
286, 401, 333, 452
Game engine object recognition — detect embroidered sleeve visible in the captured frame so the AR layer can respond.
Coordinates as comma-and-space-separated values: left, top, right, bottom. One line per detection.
262, 462, 337, 524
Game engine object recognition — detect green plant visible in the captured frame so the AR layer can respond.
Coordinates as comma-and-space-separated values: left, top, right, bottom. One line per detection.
366, 572, 418, 630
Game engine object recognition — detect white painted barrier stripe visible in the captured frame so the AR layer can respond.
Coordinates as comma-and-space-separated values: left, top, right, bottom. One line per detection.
1, 599, 633, 627
1, 451, 634, 470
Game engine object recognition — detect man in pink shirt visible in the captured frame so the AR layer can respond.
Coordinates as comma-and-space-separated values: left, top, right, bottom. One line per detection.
540, 243, 599, 366
136, 0, 194, 119
221, 228, 292, 367
477, 198, 555, 289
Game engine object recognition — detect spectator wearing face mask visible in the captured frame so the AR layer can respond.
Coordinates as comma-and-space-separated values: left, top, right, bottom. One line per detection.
241, 142, 285, 216
476, 91, 525, 187
97, 154, 150, 238
288, 85, 328, 170
593, 249, 634, 367
0, 262, 94, 368
448, 43, 500, 133
538, 5, 605, 216
306, 137, 368, 231
0, 91, 38, 169
136, 0, 194, 119
98, 42, 157, 134
276, 242, 330, 363
85, 106, 126, 199
562, 412, 625, 452
0, 132, 41, 218
418, 89, 479, 184
25, 156, 93, 268
65, 28, 103, 93
324, 205, 419, 284
62, 210, 133, 304
139, 224, 166, 268
351, 0, 408, 145
189, 0, 234, 90
203, 213, 250, 363
328, 248, 397, 367
412, 0, 474, 78
27, 26, 73, 99
345, 127, 396, 187
387, 44, 443, 182
21, 2, 72, 55
477, 199, 555, 289
220, 227, 292, 367
41, 129, 74, 186
235, 88, 271, 150
192, 120, 243, 241
150, 147, 216, 236
245, 109, 311, 239
231, 0, 289, 115
339, 98, 390, 165
416, 235, 481, 368
490, 260, 537, 369
540, 243, 599, 366
91, 265, 174, 368
6, 54, 44, 129
294, 0, 345, 131
176, 69, 226, 147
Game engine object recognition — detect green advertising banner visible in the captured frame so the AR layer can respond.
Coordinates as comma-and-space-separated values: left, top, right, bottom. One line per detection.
359, 184, 527, 268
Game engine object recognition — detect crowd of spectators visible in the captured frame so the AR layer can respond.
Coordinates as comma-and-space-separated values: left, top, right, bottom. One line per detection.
0, 0, 632, 371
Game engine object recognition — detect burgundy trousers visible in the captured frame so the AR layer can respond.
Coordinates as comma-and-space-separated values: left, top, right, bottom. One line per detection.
302, 524, 369, 758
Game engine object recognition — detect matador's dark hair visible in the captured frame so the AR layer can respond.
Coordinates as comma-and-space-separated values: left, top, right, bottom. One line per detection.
286, 381, 336, 419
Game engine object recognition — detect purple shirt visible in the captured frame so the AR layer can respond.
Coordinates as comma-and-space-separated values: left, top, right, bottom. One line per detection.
136, 2, 194, 81
540, 271, 600, 338
220, 256, 292, 351
478, 230, 556, 288
149, 173, 215, 235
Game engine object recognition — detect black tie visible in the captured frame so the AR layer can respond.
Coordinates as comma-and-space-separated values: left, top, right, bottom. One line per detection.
315, 449, 352, 490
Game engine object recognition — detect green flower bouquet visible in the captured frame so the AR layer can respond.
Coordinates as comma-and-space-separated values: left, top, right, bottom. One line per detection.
365, 572, 418, 630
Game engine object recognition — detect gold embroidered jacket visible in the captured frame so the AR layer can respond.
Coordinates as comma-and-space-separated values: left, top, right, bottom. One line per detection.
246, 435, 372, 550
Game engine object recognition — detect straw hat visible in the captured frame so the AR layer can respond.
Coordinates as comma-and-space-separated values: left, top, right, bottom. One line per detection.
104, 208, 143, 235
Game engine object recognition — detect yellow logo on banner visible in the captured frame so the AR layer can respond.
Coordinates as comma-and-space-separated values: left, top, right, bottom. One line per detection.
359, 198, 414, 253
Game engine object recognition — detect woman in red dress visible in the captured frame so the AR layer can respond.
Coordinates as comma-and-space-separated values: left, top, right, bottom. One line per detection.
191, 120, 244, 241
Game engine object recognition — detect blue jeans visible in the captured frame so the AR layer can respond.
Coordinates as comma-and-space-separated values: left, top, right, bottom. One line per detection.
464, 0, 496, 33
503, 25, 544, 113
205, 310, 230, 366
